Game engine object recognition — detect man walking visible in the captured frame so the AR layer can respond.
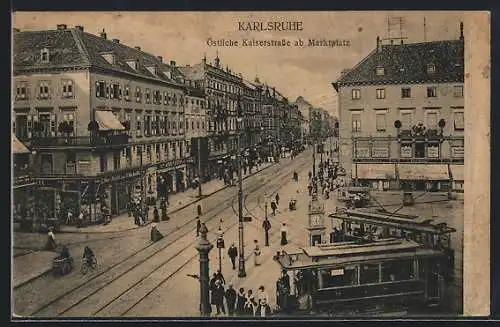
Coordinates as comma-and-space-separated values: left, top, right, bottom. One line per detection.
225, 283, 237, 316
212, 280, 226, 315
270, 200, 277, 216
275, 193, 280, 206
227, 243, 238, 270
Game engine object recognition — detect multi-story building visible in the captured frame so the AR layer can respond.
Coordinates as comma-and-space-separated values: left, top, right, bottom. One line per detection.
242, 79, 262, 149
294, 96, 312, 144
13, 24, 189, 225
12, 133, 36, 231
332, 24, 464, 192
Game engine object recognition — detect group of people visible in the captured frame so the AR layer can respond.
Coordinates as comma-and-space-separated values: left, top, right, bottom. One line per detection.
209, 271, 272, 317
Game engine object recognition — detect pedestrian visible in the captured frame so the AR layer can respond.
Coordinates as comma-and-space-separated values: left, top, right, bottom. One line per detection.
236, 287, 246, 315
280, 223, 288, 246
66, 209, 73, 225
244, 289, 256, 316
46, 227, 57, 250
197, 204, 202, 216
150, 223, 164, 242
196, 217, 202, 237
227, 243, 238, 270
256, 285, 271, 317
212, 280, 226, 315
153, 206, 160, 223
270, 201, 277, 216
77, 210, 84, 228
253, 239, 261, 266
225, 282, 237, 316
275, 193, 280, 206
215, 269, 226, 285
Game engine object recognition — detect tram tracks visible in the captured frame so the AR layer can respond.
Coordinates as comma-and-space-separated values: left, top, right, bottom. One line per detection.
26, 151, 311, 317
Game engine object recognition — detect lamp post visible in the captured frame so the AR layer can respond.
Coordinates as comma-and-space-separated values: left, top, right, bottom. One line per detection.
197, 137, 203, 198
195, 223, 213, 317
237, 114, 246, 278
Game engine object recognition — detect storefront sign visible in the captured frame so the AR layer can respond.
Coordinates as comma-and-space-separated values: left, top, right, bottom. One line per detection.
77, 160, 91, 175
427, 145, 439, 158
451, 147, 464, 158
400, 145, 412, 158
371, 147, 389, 158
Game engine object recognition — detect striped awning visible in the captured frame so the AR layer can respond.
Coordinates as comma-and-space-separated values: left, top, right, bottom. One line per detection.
353, 164, 396, 179
399, 164, 449, 180
95, 110, 125, 131
12, 133, 29, 154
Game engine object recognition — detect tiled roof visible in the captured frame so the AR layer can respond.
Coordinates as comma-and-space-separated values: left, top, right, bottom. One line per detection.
14, 27, 183, 88
178, 63, 206, 80
334, 39, 464, 88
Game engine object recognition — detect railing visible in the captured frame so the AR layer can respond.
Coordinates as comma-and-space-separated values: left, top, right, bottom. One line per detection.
29, 134, 130, 148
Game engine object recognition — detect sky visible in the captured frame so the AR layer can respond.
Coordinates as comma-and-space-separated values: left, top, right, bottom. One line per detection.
13, 11, 468, 117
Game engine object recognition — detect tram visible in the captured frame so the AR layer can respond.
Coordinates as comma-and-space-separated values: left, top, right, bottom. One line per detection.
274, 238, 447, 315
328, 208, 456, 279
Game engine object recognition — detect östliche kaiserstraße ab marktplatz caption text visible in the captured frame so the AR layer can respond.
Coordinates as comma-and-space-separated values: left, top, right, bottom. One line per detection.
206, 38, 351, 48
205, 20, 350, 48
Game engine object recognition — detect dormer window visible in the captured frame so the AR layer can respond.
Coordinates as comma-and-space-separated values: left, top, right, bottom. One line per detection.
101, 52, 116, 65
427, 63, 436, 74
40, 48, 50, 63
375, 67, 385, 76
146, 66, 157, 76
126, 59, 138, 70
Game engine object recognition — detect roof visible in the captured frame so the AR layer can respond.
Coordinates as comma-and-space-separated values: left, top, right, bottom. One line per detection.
12, 133, 30, 154
177, 63, 206, 80
242, 79, 257, 90
333, 39, 464, 90
13, 27, 183, 88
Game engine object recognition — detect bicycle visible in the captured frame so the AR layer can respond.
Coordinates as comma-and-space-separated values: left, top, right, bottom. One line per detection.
80, 256, 98, 275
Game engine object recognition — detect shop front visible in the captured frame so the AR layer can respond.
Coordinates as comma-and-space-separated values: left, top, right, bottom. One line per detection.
353, 163, 396, 191
398, 164, 450, 191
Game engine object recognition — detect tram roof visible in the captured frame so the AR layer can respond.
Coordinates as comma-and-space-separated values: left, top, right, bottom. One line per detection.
275, 239, 443, 270
329, 210, 456, 234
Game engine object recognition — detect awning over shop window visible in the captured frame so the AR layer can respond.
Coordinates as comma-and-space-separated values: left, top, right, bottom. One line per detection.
450, 164, 464, 181
399, 164, 449, 180
353, 164, 396, 179
95, 110, 125, 131
12, 133, 29, 154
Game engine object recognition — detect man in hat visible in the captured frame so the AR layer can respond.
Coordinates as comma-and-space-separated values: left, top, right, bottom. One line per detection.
212, 279, 226, 315
227, 243, 238, 270
225, 282, 237, 316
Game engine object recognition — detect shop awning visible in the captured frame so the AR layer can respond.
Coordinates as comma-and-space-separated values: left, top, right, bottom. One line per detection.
12, 133, 29, 154
95, 110, 125, 131
353, 164, 396, 179
450, 164, 464, 181
399, 164, 449, 180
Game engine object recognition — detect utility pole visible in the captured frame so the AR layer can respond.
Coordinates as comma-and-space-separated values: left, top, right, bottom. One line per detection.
237, 104, 246, 278
197, 137, 202, 197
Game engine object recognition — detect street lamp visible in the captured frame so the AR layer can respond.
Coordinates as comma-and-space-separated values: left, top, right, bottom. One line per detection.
263, 192, 270, 246
236, 114, 246, 278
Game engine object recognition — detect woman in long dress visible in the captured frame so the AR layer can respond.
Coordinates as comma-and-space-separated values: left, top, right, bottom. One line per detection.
253, 240, 261, 266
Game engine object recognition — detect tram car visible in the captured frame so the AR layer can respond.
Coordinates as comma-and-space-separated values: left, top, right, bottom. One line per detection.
328, 208, 456, 280
274, 238, 447, 315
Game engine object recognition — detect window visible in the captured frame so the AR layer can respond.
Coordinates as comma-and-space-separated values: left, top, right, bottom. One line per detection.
38, 81, 50, 99
376, 88, 386, 99
153, 90, 161, 104
136, 113, 142, 136
99, 153, 107, 172
426, 112, 438, 129
401, 112, 413, 129
197, 121, 200, 129
351, 89, 361, 100
124, 86, 131, 101
145, 88, 151, 104
110, 83, 120, 99
61, 80, 74, 98
381, 260, 414, 282
320, 266, 359, 289
453, 85, 464, 97
15, 115, 28, 139
427, 86, 437, 97
360, 263, 380, 284
62, 112, 75, 135
163, 92, 168, 105
401, 87, 411, 98
427, 63, 436, 74
191, 121, 195, 130
376, 113, 386, 131
40, 48, 50, 63
136, 87, 142, 103
145, 115, 151, 136
454, 112, 464, 130
16, 82, 28, 100
351, 113, 361, 132
376, 67, 385, 76
96, 81, 106, 98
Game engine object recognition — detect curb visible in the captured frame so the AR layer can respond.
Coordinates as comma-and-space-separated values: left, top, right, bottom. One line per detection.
57, 162, 277, 235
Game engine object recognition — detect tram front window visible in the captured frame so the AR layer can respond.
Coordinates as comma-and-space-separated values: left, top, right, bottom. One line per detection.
320, 266, 358, 288
382, 260, 414, 282
360, 264, 379, 284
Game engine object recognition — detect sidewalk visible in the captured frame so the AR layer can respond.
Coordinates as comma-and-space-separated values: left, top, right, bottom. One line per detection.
59, 162, 273, 234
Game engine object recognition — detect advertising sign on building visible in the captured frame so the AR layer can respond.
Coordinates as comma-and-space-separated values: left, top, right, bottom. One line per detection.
355, 141, 370, 158
427, 145, 440, 158
400, 145, 412, 158
451, 147, 465, 158
371, 142, 389, 158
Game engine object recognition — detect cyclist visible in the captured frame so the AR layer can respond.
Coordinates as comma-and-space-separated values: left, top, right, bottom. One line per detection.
82, 246, 95, 265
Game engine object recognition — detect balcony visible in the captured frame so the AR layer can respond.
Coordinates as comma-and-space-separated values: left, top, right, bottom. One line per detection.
29, 134, 130, 149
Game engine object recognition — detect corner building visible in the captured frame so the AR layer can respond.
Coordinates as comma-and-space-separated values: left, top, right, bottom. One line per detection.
332, 26, 464, 192
13, 24, 190, 225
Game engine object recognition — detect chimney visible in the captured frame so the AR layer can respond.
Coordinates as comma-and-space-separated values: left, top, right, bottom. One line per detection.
157, 56, 163, 62
134, 46, 141, 51
460, 22, 464, 40
170, 60, 176, 66
75, 25, 84, 32
112, 38, 120, 43
57, 24, 67, 30
376, 36, 381, 52
100, 29, 107, 39
202, 54, 207, 64
214, 55, 220, 68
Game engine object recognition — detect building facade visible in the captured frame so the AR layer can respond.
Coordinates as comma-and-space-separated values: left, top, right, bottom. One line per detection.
332, 26, 465, 192
13, 24, 190, 225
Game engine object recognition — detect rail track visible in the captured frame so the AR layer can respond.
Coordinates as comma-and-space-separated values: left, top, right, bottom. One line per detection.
23, 150, 311, 317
